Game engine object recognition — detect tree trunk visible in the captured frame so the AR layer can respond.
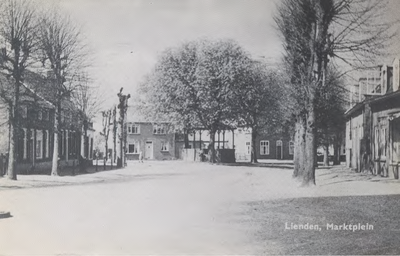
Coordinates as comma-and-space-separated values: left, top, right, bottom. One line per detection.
303, 106, 316, 186
51, 105, 60, 176
323, 143, 329, 167
209, 129, 216, 163
293, 116, 305, 179
333, 140, 341, 165
104, 135, 108, 170
113, 119, 117, 164
251, 127, 258, 163
7, 105, 17, 180
82, 120, 88, 172
184, 128, 190, 149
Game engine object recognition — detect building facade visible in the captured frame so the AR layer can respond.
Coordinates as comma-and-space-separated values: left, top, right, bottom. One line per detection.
0, 72, 94, 174
256, 134, 294, 161
125, 122, 176, 161
125, 119, 294, 162
345, 58, 400, 179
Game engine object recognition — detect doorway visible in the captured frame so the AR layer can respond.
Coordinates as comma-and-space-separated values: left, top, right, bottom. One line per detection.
276, 140, 283, 159
145, 141, 153, 160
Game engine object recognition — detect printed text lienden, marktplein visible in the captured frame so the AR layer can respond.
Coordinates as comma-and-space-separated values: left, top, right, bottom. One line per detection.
285, 222, 374, 231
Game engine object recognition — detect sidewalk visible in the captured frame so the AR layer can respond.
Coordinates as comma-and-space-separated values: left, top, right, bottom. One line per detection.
0, 161, 398, 192
0, 164, 144, 190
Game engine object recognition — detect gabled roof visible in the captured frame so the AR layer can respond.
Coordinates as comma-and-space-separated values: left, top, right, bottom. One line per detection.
344, 101, 366, 118
21, 83, 54, 108
368, 90, 400, 106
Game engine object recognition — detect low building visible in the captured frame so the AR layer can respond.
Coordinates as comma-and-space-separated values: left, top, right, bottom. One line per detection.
256, 134, 294, 161
345, 58, 400, 179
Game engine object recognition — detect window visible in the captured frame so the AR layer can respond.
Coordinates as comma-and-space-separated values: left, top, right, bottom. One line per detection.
246, 142, 251, 154
128, 142, 139, 154
260, 140, 269, 155
153, 124, 166, 134
36, 140, 42, 159
289, 141, 294, 155
161, 141, 169, 151
128, 124, 140, 134
38, 110, 42, 120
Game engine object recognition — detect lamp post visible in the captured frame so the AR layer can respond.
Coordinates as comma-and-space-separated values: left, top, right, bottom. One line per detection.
117, 88, 130, 168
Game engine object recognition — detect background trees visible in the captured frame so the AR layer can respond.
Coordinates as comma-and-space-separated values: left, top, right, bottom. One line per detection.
275, 0, 396, 186
315, 68, 347, 166
233, 61, 286, 163
138, 39, 287, 164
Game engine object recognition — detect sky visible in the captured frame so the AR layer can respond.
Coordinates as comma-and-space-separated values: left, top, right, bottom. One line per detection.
37, 0, 283, 113
33, 0, 400, 130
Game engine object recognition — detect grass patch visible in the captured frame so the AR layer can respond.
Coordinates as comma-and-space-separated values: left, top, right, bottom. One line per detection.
246, 194, 400, 255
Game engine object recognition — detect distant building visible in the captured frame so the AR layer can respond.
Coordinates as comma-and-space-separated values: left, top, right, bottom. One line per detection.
125, 116, 293, 162
125, 122, 176, 160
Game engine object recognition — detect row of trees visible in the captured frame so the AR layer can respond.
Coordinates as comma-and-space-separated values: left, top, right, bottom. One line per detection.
0, 0, 96, 180
99, 88, 130, 169
137, 39, 287, 163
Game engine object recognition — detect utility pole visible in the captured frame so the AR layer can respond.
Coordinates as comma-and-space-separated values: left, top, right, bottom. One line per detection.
117, 88, 130, 168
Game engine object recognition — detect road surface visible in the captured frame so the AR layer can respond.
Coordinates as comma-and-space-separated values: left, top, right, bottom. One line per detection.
0, 161, 399, 254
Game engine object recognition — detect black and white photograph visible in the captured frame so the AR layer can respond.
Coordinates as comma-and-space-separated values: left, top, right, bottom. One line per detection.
0, 0, 400, 255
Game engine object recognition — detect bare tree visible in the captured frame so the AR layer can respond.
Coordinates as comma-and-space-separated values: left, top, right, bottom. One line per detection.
38, 8, 87, 176
275, 0, 396, 186
0, 0, 39, 180
73, 74, 103, 169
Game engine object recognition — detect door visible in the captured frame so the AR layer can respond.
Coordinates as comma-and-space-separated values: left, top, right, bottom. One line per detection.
246, 141, 251, 161
276, 140, 283, 159
145, 141, 153, 160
